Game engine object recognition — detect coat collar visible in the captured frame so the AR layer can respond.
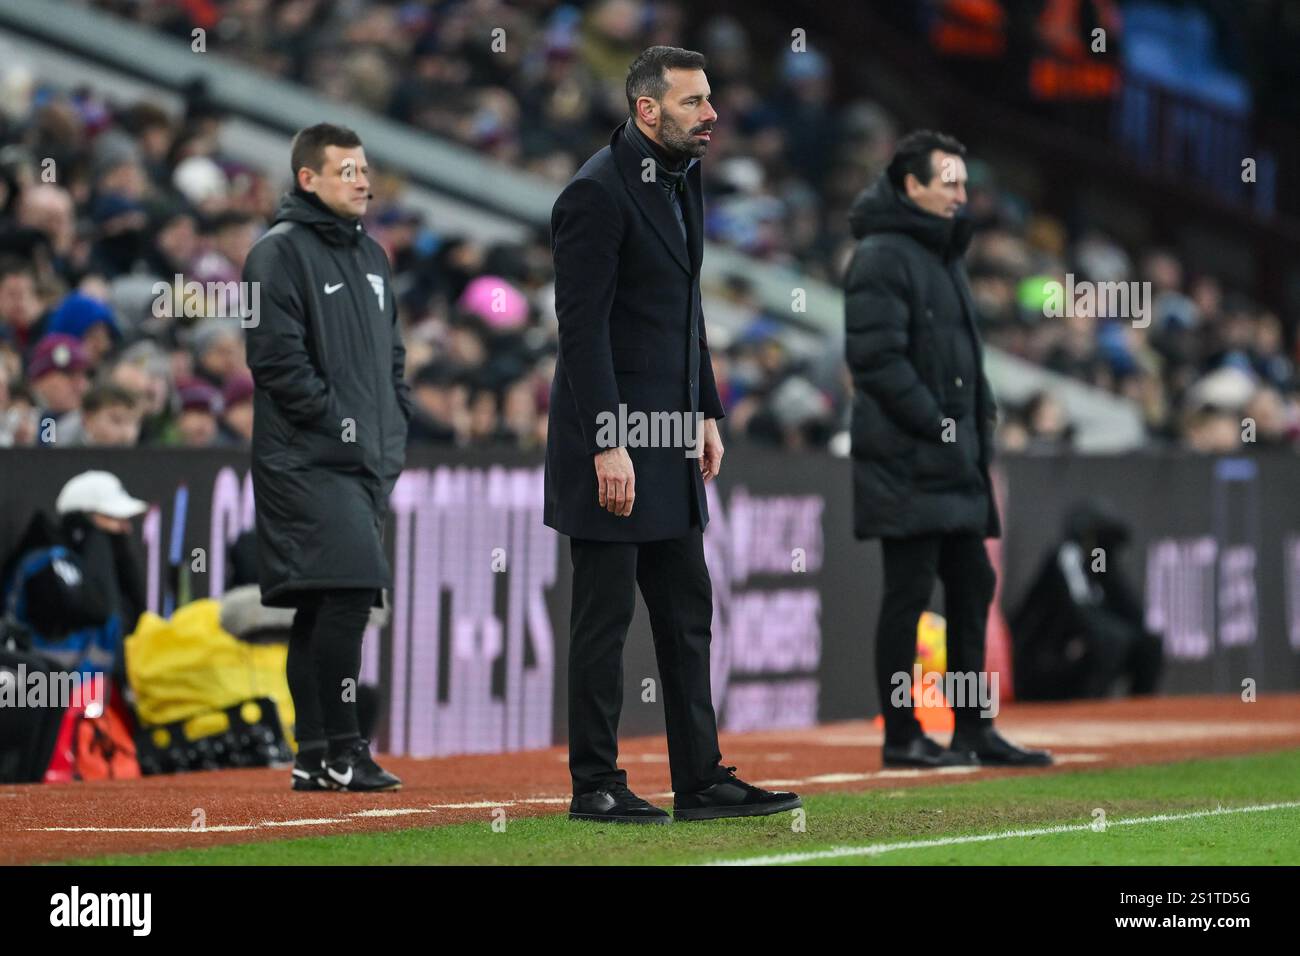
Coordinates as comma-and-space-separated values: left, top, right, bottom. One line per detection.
275, 189, 364, 247
609, 119, 701, 276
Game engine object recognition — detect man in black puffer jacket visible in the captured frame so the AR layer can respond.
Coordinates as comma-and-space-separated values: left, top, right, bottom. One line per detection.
244, 124, 411, 793
843, 130, 1051, 770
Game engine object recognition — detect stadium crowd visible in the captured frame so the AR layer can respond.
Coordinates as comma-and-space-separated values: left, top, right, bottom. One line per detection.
0, 0, 1294, 455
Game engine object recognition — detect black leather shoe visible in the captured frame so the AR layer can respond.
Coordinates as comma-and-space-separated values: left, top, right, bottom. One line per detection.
569, 785, 671, 824
883, 735, 978, 768
673, 767, 802, 821
950, 727, 1053, 767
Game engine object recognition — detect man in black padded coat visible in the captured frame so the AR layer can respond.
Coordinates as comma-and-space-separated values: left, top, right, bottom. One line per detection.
244, 124, 411, 794
844, 130, 1052, 770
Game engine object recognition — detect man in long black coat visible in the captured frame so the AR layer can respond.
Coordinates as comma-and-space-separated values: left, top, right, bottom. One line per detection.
843, 130, 1052, 769
546, 46, 799, 823
244, 124, 409, 793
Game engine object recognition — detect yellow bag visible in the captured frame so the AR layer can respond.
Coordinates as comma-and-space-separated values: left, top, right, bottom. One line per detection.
124, 599, 295, 748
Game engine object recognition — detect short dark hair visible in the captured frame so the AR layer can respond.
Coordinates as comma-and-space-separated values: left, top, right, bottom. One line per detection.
201, 210, 256, 236
887, 130, 967, 193
0, 256, 34, 283
625, 46, 707, 115
289, 123, 363, 178
83, 383, 137, 415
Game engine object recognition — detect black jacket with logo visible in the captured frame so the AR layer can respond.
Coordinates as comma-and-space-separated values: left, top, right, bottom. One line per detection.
244, 191, 411, 607
842, 178, 1000, 540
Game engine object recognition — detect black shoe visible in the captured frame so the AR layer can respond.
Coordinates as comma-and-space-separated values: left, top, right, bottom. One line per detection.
569, 784, 671, 824
883, 735, 978, 768
324, 738, 402, 792
950, 727, 1053, 767
290, 752, 338, 791
673, 767, 802, 821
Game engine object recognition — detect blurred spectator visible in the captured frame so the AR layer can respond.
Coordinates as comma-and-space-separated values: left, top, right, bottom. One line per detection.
46, 292, 122, 367
1012, 500, 1163, 700
0, 359, 36, 446
1022, 390, 1074, 452
62, 383, 142, 448
219, 372, 254, 445
16, 184, 76, 265
189, 318, 246, 388
191, 210, 258, 284
407, 362, 459, 445
174, 379, 222, 447
107, 344, 175, 444
1183, 404, 1243, 454
1242, 386, 1296, 449
27, 334, 91, 439
0, 257, 43, 350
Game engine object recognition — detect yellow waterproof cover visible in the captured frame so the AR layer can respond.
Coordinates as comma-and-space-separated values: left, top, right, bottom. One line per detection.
124, 599, 295, 746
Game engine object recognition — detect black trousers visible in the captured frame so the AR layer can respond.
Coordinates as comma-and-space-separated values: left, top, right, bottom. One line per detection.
877, 532, 997, 744
567, 529, 724, 795
286, 587, 375, 746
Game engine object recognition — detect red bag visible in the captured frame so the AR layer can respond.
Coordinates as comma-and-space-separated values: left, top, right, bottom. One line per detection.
45, 690, 140, 783
74, 703, 140, 781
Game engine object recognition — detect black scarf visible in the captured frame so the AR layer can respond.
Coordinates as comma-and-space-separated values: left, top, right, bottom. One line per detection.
622, 119, 689, 197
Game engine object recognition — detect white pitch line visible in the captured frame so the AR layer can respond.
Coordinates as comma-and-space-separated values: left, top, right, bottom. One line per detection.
804, 773, 873, 784
702, 801, 1300, 866
25, 802, 513, 835
18, 753, 1112, 836
261, 817, 348, 827
754, 759, 1053, 790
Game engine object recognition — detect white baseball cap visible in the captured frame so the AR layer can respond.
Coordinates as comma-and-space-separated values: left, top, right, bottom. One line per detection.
55, 470, 148, 519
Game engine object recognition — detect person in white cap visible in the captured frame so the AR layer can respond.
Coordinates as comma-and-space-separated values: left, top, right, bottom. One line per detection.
56, 470, 148, 532
54, 471, 149, 639
6, 471, 149, 677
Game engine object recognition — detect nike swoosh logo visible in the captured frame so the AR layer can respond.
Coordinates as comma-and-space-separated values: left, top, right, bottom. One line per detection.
324, 282, 344, 294
328, 766, 353, 786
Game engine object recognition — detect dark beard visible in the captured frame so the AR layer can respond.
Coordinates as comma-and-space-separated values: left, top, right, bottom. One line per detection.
660, 111, 709, 160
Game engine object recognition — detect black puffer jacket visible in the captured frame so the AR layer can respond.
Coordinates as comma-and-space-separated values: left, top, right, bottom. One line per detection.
243, 191, 412, 607
842, 178, 1000, 540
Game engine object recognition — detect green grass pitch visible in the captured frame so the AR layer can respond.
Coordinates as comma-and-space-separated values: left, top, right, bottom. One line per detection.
66, 749, 1300, 866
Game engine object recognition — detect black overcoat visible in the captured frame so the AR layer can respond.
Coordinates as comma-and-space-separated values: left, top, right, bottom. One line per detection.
544, 121, 725, 542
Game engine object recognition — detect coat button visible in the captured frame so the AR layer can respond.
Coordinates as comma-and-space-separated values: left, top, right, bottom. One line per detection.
954, 376, 963, 387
